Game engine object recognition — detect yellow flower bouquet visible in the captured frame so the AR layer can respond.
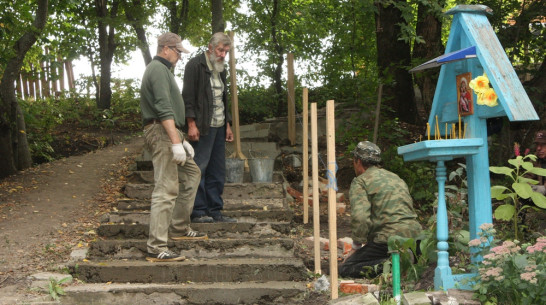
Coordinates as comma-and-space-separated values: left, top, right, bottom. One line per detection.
469, 73, 498, 107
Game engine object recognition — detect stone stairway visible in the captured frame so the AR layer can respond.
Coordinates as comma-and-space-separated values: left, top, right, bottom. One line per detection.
62, 127, 312, 304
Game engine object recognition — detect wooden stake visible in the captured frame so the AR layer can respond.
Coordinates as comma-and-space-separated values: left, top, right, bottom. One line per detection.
227, 31, 247, 164
22, 72, 30, 99
58, 55, 65, 92
28, 64, 35, 99
302, 88, 309, 224
311, 103, 321, 275
40, 60, 49, 98
287, 53, 296, 145
326, 100, 338, 299
15, 74, 22, 98
65, 61, 75, 91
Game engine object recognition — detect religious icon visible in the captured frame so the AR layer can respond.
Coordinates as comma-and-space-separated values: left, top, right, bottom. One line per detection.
457, 72, 474, 116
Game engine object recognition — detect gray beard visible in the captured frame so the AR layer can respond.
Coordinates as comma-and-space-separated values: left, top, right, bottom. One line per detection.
209, 53, 225, 72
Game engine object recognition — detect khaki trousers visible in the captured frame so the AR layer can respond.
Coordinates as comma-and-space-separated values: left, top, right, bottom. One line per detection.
144, 123, 201, 254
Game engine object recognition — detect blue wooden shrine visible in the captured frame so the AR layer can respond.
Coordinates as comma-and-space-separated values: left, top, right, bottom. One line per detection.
398, 5, 539, 290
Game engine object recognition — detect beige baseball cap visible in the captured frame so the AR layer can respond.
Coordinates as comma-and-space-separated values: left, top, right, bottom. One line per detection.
157, 32, 189, 53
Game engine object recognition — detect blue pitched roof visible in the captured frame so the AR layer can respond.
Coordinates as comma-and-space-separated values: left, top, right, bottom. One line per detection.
409, 46, 476, 72
424, 5, 538, 124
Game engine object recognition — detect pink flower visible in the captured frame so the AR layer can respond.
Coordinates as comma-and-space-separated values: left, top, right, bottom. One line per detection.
514, 143, 520, 156
479, 223, 494, 231
521, 272, 538, 284
469, 239, 482, 247
524, 148, 530, 156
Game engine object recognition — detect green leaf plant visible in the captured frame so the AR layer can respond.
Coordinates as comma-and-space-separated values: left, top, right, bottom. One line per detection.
489, 154, 546, 240
48, 276, 71, 300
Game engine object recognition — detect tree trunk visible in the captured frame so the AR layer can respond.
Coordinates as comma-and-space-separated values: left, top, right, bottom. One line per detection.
95, 0, 119, 109
411, 1, 445, 117
167, 0, 189, 38
375, 0, 419, 124
15, 104, 32, 169
211, 0, 224, 34
270, 0, 285, 117
125, 0, 152, 66
0, 0, 48, 178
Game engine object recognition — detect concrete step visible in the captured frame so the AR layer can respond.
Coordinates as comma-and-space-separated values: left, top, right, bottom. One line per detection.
96, 222, 292, 239
226, 141, 280, 160
62, 281, 307, 305
126, 170, 284, 184
105, 208, 292, 224
117, 198, 287, 212
87, 238, 295, 260
124, 182, 286, 200
70, 258, 309, 283
135, 140, 281, 171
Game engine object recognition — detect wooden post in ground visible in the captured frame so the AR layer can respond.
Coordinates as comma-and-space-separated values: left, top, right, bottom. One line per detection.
326, 99, 338, 299
227, 31, 247, 164
373, 83, 383, 143
28, 64, 35, 99
311, 102, 321, 275
58, 56, 65, 92
31, 64, 40, 99
47, 47, 58, 95
22, 72, 30, 98
40, 60, 49, 98
302, 88, 309, 224
15, 74, 22, 98
287, 53, 296, 146
65, 61, 75, 91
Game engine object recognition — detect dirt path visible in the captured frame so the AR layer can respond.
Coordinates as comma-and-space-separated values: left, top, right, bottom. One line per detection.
0, 136, 144, 302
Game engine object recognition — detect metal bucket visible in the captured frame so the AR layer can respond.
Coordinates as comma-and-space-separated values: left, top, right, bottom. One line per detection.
248, 158, 275, 183
225, 158, 245, 183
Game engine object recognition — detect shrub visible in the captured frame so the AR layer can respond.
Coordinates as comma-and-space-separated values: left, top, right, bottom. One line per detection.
469, 223, 546, 305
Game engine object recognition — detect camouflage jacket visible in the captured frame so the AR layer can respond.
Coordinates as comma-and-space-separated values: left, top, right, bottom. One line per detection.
350, 166, 422, 244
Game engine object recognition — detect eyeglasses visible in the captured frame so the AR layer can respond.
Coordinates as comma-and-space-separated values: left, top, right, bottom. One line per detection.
169, 46, 182, 56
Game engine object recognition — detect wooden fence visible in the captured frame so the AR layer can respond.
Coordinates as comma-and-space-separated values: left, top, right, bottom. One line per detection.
14, 53, 76, 100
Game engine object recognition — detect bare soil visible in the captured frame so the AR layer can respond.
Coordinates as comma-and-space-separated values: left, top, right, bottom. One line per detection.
0, 128, 142, 303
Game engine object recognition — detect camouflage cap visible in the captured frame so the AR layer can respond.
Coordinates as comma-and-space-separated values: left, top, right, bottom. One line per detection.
352, 141, 381, 163
534, 130, 546, 144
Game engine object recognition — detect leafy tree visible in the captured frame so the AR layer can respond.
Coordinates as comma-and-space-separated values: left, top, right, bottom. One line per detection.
375, 0, 421, 124
411, 0, 446, 115
211, 0, 224, 34
123, 0, 157, 66
233, 0, 331, 117
0, 0, 49, 178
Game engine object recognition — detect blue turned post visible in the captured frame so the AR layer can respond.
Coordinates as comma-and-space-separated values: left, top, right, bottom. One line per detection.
434, 160, 454, 289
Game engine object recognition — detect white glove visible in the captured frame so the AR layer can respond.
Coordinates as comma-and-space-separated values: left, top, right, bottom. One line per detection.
531, 184, 546, 195
172, 143, 187, 165
182, 141, 194, 158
